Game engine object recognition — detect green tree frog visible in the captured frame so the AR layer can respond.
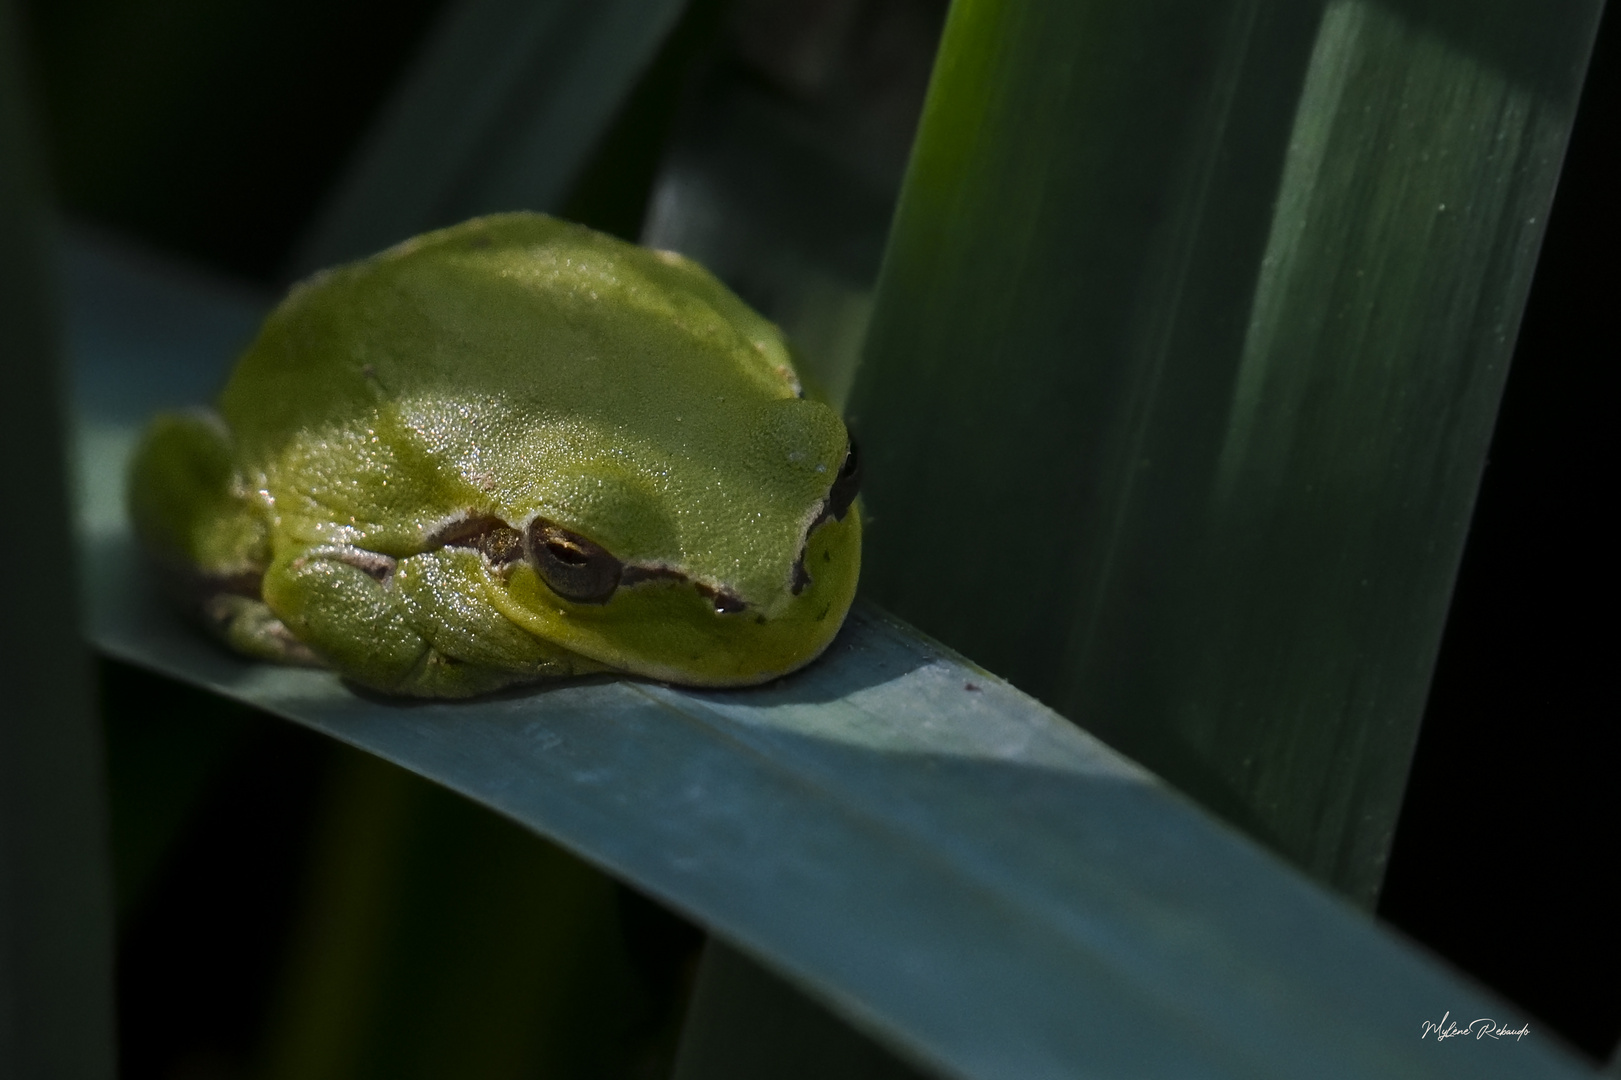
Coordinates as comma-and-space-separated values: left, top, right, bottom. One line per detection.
128, 213, 861, 697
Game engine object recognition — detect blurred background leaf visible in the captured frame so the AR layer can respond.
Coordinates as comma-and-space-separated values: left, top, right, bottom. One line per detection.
257, 748, 675, 1080
850, 0, 1602, 907
24, 0, 444, 279
0, 0, 116, 1074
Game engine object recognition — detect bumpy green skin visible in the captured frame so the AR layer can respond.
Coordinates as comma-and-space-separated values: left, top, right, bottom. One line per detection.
128, 214, 861, 697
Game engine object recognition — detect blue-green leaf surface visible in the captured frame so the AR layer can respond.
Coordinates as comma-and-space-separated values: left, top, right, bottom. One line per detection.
66, 236, 1594, 1080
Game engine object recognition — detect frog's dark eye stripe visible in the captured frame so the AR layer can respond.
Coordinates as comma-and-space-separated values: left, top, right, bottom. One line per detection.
826, 438, 860, 522
431, 514, 526, 565
527, 518, 623, 604
697, 583, 748, 614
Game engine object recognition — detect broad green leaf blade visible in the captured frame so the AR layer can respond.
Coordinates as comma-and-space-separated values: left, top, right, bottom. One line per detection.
849, 0, 1602, 906
289, 0, 689, 276
257, 749, 649, 1080
67, 235, 1594, 1080
0, 5, 116, 1073
638, 86, 904, 413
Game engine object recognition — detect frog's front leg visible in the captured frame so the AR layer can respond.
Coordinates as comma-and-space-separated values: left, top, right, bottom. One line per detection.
262, 544, 600, 697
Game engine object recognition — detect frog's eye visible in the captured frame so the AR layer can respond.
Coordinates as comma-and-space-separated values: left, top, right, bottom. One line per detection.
527, 519, 623, 604
826, 439, 861, 521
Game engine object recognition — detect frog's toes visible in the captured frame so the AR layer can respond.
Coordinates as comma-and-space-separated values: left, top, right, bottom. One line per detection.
202, 593, 323, 667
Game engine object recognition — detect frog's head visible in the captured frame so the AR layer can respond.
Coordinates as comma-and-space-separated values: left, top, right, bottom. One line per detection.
390, 219, 863, 686
460, 397, 861, 687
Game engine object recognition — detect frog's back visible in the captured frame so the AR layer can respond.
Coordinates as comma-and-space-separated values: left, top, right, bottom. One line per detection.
218, 214, 803, 468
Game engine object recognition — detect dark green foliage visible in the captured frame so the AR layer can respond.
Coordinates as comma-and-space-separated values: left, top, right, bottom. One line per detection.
21, 0, 446, 279
0, 1, 116, 1073
673, 943, 927, 1080
850, 0, 1602, 905
99, 660, 256, 921
259, 750, 670, 1080
561, 0, 737, 242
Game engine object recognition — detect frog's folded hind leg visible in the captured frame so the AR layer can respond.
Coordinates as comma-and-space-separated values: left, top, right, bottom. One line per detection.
393, 548, 609, 696
128, 410, 269, 575
262, 546, 586, 698
262, 547, 430, 688
128, 411, 297, 659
